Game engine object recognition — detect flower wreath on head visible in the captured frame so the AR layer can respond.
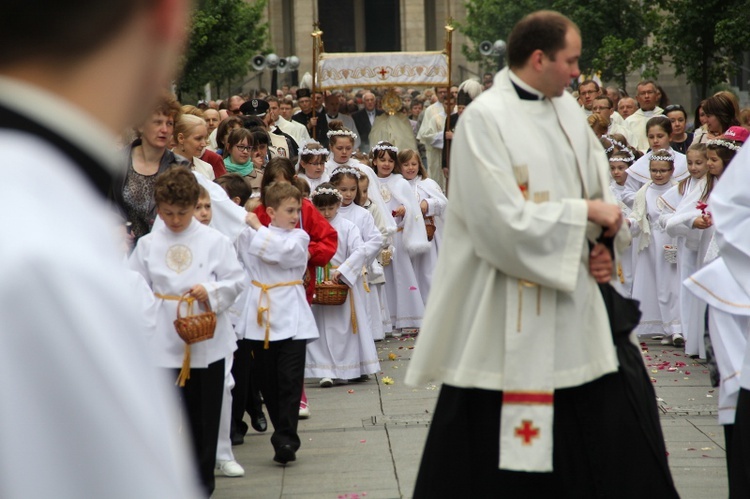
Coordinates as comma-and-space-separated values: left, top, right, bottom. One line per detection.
326, 129, 358, 140
311, 187, 343, 200
707, 139, 742, 152
371, 141, 399, 154
610, 138, 628, 151
298, 139, 330, 157
331, 166, 361, 179
609, 149, 635, 164
600, 136, 615, 155
649, 151, 675, 162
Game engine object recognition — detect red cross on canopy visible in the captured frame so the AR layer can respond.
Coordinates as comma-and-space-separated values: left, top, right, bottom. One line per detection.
514, 420, 540, 445
377, 67, 389, 79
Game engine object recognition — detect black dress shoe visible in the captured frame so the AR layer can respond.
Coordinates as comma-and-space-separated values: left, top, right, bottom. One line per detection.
273, 444, 296, 464
251, 412, 268, 433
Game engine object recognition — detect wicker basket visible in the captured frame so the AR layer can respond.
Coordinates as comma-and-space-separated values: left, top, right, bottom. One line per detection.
424, 216, 436, 241
313, 282, 349, 306
663, 245, 678, 264
173, 292, 217, 344
379, 248, 392, 267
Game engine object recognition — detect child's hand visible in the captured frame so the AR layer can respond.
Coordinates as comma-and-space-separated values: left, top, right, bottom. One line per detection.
392, 206, 406, 218
189, 284, 209, 304
692, 214, 712, 229
420, 200, 429, 215
245, 212, 262, 230
331, 271, 342, 283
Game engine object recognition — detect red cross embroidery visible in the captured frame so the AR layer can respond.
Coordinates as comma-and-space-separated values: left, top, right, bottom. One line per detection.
377, 67, 389, 79
514, 420, 540, 445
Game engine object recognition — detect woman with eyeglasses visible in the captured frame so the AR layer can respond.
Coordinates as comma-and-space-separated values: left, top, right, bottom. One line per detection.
664, 104, 693, 154
222, 128, 263, 198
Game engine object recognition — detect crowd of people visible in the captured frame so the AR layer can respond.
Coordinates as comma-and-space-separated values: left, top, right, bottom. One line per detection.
581, 72, 750, 494
6, 1, 750, 497
112, 80, 457, 493
107, 29, 750, 498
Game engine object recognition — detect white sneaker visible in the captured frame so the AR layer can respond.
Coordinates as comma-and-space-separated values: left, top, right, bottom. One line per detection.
217, 459, 245, 477
299, 401, 310, 419
319, 377, 333, 388
660, 336, 671, 345
671, 333, 685, 347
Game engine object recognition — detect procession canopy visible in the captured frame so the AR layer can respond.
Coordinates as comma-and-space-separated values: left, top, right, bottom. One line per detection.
316, 51, 450, 91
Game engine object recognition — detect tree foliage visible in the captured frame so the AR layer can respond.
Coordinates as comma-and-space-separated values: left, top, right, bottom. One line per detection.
459, 0, 748, 96
177, 0, 270, 100
655, 0, 750, 98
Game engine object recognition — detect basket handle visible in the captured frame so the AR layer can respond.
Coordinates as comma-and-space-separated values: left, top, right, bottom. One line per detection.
176, 291, 213, 321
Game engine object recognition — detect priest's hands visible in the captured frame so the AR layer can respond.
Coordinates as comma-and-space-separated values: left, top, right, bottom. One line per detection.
189, 285, 209, 304
586, 200, 622, 238
589, 243, 613, 283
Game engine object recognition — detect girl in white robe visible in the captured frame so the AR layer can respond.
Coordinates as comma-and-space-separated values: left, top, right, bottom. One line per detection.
398, 148, 448, 304
608, 150, 635, 296
370, 141, 431, 331
296, 140, 330, 193
626, 149, 683, 345
358, 174, 393, 338
330, 167, 387, 342
660, 143, 710, 357
305, 184, 381, 384
621, 116, 688, 208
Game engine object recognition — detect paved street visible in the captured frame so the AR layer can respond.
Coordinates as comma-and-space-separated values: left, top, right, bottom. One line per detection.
216, 336, 727, 498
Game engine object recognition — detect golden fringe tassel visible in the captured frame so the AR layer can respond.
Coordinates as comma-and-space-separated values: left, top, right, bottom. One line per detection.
177, 344, 191, 387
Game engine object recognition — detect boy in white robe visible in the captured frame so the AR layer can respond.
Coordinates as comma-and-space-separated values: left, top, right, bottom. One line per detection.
235, 182, 318, 465
129, 167, 245, 495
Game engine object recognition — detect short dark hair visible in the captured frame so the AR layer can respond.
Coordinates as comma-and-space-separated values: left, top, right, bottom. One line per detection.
0, 1, 153, 67
260, 157, 296, 205
579, 80, 600, 93
265, 182, 302, 210
593, 95, 613, 108
507, 11, 578, 69
154, 167, 200, 207
215, 173, 252, 206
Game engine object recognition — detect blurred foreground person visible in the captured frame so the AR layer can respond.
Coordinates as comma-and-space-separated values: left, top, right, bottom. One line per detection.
0, 1, 202, 498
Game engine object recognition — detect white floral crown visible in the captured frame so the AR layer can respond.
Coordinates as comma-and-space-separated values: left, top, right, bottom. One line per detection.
331, 166, 361, 179
371, 141, 398, 154
609, 150, 635, 163
649, 151, 674, 162
300, 145, 330, 156
707, 139, 742, 152
326, 129, 358, 139
311, 187, 343, 200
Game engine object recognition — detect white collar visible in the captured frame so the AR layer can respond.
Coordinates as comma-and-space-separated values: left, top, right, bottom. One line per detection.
507, 70, 546, 100
0, 75, 120, 174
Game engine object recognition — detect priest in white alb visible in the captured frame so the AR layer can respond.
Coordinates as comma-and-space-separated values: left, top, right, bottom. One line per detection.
405, 11, 679, 498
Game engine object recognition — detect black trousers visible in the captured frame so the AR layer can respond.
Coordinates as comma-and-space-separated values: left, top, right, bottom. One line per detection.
414, 372, 679, 499
231, 339, 263, 436
248, 338, 306, 451
171, 358, 224, 498
730, 388, 750, 498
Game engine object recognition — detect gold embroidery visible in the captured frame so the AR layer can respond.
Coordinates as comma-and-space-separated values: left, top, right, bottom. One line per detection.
517, 279, 542, 332
166, 245, 192, 274
533, 191, 550, 203
379, 183, 392, 202
688, 277, 750, 308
